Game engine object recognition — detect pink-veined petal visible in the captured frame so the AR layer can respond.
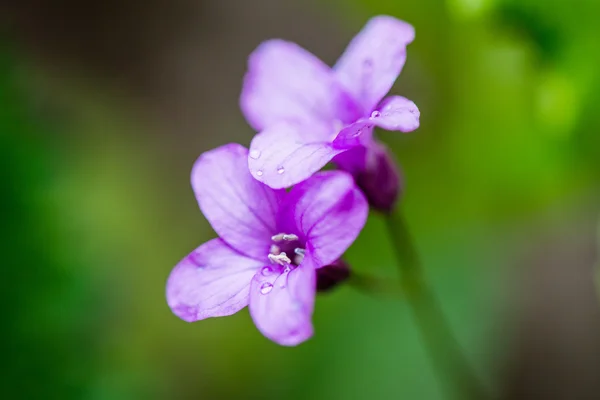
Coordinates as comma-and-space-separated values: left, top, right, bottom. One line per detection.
249, 257, 316, 346
370, 95, 420, 132
192, 143, 285, 259
240, 39, 361, 132
334, 16, 415, 114
166, 238, 263, 322
248, 121, 346, 189
276, 171, 368, 267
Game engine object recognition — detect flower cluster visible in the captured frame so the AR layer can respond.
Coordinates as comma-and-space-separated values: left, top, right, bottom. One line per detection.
166, 16, 420, 346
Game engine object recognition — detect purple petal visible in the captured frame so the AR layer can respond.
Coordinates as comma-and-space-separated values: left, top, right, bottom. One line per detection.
332, 146, 368, 174
370, 96, 420, 132
334, 16, 415, 114
248, 121, 346, 189
166, 238, 263, 322
332, 120, 375, 149
334, 141, 403, 212
192, 143, 285, 259
249, 258, 316, 346
240, 39, 361, 132
277, 171, 368, 267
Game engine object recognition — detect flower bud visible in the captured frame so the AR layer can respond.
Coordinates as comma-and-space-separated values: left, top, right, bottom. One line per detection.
334, 142, 402, 213
316, 259, 351, 292
355, 141, 402, 213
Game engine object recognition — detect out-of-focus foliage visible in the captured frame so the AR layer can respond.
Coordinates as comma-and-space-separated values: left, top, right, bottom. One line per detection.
1, 0, 599, 398
0, 50, 99, 398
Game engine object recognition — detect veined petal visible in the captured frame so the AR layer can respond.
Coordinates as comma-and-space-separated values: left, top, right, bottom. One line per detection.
192, 144, 285, 259
166, 238, 263, 322
249, 257, 316, 346
334, 16, 415, 114
332, 120, 374, 149
277, 171, 368, 267
240, 39, 361, 132
370, 96, 420, 132
248, 121, 346, 189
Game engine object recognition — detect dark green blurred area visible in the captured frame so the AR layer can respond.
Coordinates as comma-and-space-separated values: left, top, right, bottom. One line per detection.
1, 0, 599, 399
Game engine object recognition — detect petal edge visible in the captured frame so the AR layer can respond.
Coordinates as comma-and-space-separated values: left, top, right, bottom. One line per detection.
166, 238, 263, 322
334, 16, 415, 114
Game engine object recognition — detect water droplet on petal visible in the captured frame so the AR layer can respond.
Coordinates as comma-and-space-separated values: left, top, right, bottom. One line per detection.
261, 266, 273, 276
277, 167, 285, 174
371, 110, 381, 118
363, 59, 373, 70
256, 170, 263, 177
249, 149, 261, 159
260, 282, 273, 295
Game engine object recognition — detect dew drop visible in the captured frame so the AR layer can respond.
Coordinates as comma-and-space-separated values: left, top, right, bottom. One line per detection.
371, 110, 381, 118
363, 59, 373, 69
260, 282, 273, 295
256, 170, 263, 177
249, 149, 261, 159
261, 266, 273, 276
277, 166, 285, 174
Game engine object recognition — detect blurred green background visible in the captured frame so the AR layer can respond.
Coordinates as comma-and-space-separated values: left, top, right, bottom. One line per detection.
1, 0, 599, 399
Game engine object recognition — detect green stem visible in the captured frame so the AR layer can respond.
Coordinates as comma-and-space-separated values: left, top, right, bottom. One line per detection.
385, 211, 490, 399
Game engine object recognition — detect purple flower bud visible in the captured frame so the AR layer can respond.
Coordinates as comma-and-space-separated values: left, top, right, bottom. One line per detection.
353, 141, 402, 213
334, 142, 402, 213
316, 259, 351, 292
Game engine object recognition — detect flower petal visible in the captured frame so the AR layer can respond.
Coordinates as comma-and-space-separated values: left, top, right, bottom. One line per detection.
332, 146, 368, 174
276, 171, 368, 267
240, 39, 361, 132
248, 121, 346, 189
166, 238, 263, 322
370, 96, 420, 132
332, 120, 374, 149
334, 16, 415, 114
249, 258, 316, 346
192, 143, 285, 259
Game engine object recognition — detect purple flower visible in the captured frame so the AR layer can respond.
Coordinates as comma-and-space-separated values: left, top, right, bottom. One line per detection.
240, 15, 419, 194
166, 143, 368, 346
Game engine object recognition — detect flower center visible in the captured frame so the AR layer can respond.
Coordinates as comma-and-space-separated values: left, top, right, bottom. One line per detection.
269, 233, 305, 268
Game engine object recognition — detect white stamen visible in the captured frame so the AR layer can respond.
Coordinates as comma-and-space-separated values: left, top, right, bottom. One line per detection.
294, 248, 305, 256
293, 254, 305, 265
268, 252, 291, 266
271, 233, 299, 242
269, 244, 281, 255
271, 233, 285, 241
